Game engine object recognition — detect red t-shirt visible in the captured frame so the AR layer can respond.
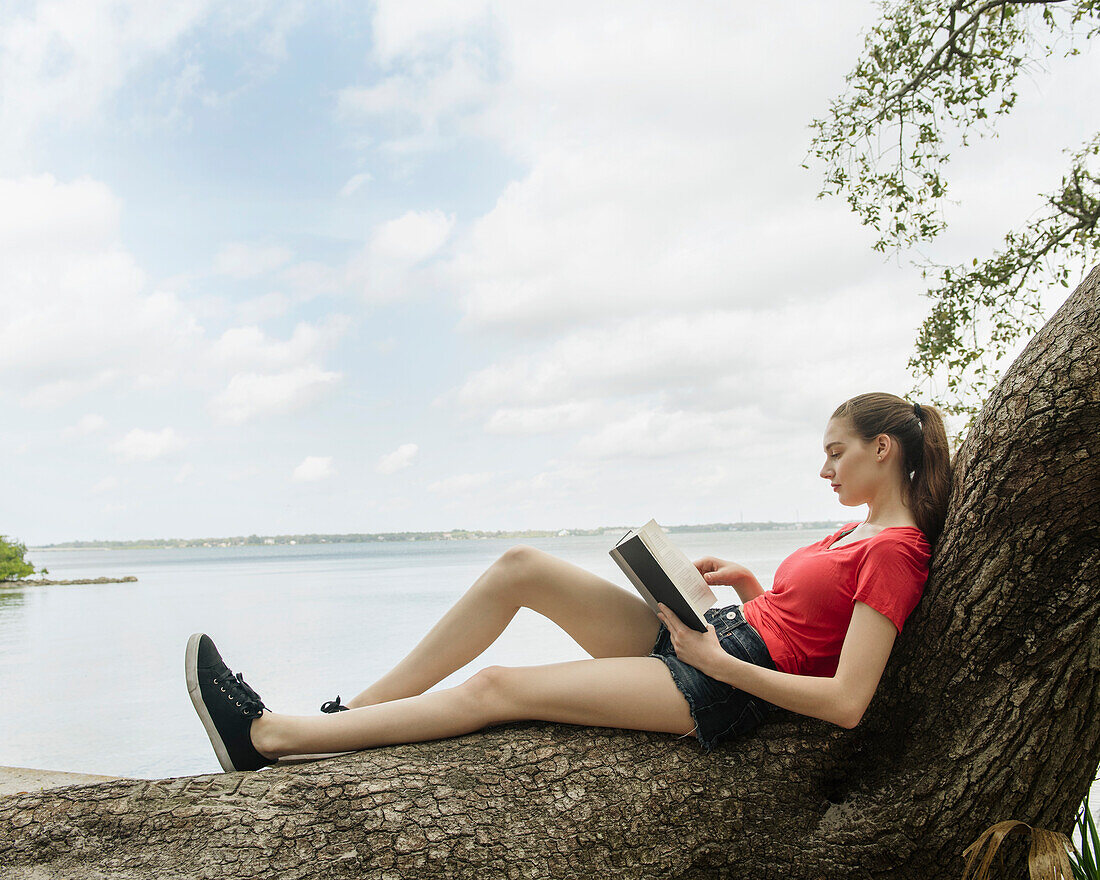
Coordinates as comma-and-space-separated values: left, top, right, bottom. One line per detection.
742, 523, 931, 677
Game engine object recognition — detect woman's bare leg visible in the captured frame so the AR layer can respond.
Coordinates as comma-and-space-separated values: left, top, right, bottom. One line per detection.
346, 546, 660, 708
254, 656, 694, 757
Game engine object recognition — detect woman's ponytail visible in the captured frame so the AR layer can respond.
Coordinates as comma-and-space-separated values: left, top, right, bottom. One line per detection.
832, 393, 954, 545
908, 402, 952, 544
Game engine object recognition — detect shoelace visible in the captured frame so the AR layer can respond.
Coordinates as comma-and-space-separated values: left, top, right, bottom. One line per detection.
320, 696, 348, 713
213, 670, 267, 719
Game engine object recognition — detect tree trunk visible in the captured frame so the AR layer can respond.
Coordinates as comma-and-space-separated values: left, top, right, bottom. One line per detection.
2, 269, 1098, 880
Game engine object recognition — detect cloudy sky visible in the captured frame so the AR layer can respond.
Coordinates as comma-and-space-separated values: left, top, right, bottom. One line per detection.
1, 1, 1096, 545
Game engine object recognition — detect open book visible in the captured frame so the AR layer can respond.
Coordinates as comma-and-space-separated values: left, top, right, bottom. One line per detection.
610, 519, 716, 632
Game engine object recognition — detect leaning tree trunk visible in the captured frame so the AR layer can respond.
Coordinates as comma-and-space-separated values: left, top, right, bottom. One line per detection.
2, 271, 1098, 880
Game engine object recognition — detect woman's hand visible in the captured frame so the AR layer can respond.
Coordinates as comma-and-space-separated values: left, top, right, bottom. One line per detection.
656, 603, 729, 678
694, 556, 750, 587
694, 557, 765, 603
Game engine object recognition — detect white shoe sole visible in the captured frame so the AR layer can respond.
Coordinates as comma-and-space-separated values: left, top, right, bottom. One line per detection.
185, 633, 237, 773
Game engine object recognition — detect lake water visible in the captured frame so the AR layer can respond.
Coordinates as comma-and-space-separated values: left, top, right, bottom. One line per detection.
2, 528, 1097, 831
0, 529, 814, 779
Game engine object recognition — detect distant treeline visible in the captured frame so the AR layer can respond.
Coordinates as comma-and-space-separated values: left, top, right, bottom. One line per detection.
34, 521, 845, 551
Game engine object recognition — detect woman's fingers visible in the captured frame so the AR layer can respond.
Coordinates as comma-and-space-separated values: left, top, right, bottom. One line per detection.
693, 556, 721, 575
705, 563, 744, 587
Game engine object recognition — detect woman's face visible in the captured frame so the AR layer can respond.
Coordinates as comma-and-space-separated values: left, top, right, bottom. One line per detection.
819, 417, 885, 507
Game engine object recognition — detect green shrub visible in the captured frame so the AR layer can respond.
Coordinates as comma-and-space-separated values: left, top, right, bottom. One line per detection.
0, 536, 42, 581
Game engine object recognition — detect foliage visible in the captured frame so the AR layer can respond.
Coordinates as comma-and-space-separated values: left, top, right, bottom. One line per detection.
911, 132, 1100, 410
0, 536, 44, 581
1072, 794, 1099, 880
811, 0, 1100, 419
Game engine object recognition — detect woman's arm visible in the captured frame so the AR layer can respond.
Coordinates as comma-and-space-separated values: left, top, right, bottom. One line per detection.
694, 556, 766, 604
656, 600, 898, 729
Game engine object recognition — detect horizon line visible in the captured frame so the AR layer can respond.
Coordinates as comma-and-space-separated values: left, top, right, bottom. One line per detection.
31, 519, 850, 549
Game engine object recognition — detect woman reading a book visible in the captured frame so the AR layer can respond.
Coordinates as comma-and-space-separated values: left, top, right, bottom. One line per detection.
187, 392, 952, 771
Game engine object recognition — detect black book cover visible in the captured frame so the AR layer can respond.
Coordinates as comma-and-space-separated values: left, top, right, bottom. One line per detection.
616, 535, 707, 632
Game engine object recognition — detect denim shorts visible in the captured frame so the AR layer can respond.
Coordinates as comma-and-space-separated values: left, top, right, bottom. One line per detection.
650, 603, 778, 752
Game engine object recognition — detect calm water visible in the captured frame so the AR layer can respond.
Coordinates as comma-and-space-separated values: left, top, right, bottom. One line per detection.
0, 530, 816, 779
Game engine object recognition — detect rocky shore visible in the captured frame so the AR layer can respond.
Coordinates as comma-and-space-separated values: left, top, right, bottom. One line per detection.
0, 576, 137, 586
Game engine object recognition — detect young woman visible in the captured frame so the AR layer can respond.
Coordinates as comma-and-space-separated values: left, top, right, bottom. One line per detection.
187, 392, 952, 772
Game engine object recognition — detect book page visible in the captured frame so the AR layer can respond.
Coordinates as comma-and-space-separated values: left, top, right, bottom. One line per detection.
635, 520, 716, 615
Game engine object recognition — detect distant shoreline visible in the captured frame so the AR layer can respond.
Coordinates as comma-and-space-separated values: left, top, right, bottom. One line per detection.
31, 521, 846, 551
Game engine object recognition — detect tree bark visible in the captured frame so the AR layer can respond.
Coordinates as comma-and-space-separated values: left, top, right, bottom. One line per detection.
2, 268, 1098, 880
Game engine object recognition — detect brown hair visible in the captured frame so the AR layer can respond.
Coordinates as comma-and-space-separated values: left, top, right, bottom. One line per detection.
831, 392, 953, 544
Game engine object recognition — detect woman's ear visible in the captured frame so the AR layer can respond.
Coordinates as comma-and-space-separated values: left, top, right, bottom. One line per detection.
875, 434, 892, 462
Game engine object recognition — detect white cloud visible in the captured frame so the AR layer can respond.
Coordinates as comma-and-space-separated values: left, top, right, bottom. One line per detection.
456, 312, 744, 410
484, 402, 601, 435
573, 409, 751, 460
0, 0, 320, 158
62, 413, 108, 438
210, 365, 342, 424
235, 291, 292, 323
210, 318, 349, 372
369, 0, 490, 64
278, 261, 346, 298
339, 172, 373, 197
0, 0, 215, 153
457, 293, 920, 424
347, 209, 455, 302
428, 472, 492, 494
0, 175, 204, 406
0, 174, 120, 251
213, 242, 293, 278
446, 138, 888, 333
372, 210, 454, 264
338, 44, 494, 153
292, 456, 336, 482
111, 427, 186, 462
0, 174, 352, 441
346, 2, 902, 336
503, 461, 597, 499
376, 443, 418, 474
4, 282, 201, 404
273, 210, 454, 306
20, 373, 120, 410
220, 1, 308, 67
203, 210, 455, 318
149, 58, 204, 129
91, 475, 119, 494
338, 0, 495, 146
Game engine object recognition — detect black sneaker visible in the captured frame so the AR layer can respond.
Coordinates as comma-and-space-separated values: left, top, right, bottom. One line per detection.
320, 695, 349, 713
185, 633, 274, 772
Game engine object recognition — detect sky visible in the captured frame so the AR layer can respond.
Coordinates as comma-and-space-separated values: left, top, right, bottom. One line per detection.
1, 1, 1097, 545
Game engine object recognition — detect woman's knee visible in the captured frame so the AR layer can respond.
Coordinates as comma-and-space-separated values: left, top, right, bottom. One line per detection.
483, 545, 545, 599
496, 544, 543, 572
460, 665, 520, 718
